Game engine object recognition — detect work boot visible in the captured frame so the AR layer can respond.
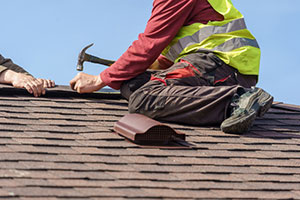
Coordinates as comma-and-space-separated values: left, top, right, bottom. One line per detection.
221, 87, 273, 134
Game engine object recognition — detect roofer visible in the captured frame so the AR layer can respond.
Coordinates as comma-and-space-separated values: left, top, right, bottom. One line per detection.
0, 54, 55, 97
70, 0, 273, 134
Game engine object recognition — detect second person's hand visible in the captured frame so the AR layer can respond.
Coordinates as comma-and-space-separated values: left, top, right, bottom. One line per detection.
37, 78, 56, 88
3, 70, 51, 97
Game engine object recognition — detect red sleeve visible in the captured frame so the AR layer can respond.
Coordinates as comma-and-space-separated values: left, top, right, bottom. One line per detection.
100, 0, 197, 90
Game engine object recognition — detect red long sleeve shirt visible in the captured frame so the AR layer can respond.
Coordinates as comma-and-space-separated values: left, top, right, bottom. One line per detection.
100, 0, 223, 90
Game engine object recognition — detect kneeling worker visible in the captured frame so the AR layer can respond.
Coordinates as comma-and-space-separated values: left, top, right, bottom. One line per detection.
70, 0, 273, 134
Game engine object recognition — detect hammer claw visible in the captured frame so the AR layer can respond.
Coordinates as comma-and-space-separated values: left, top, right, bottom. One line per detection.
77, 43, 94, 71
81, 43, 94, 54
77, 43, 115, 71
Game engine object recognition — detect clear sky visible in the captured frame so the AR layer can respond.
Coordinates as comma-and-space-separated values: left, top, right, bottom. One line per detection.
1, 0, 299, 105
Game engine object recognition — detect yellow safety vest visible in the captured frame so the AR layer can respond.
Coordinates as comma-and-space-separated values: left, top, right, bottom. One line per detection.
162, 0, 260, 75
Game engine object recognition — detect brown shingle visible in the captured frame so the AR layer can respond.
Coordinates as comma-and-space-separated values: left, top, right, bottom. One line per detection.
1, 84, 300, 199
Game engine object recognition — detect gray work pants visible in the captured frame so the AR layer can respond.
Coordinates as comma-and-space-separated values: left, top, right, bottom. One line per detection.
121, 53, 257, 126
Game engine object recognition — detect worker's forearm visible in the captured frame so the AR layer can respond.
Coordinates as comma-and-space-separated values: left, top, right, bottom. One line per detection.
0, 69, 17, 84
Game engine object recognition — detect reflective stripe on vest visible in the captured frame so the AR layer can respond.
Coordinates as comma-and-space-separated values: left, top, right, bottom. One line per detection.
162, 0, 261, 75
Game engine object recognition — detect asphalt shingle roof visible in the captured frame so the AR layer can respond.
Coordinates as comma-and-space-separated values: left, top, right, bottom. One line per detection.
0, 84, 300, 199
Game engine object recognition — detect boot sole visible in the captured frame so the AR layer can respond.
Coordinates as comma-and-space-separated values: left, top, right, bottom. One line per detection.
221, 88, 273, 134
221, 110, 256, 134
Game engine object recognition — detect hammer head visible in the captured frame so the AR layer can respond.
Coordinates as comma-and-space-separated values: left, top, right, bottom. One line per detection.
76, 43, 94, 71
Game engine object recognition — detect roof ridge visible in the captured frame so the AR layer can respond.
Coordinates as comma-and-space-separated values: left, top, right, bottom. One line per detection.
0, 84, 123, 99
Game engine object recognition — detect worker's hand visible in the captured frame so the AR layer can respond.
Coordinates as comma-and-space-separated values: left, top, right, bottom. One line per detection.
0, 69, 51, 97
70, 72, 106, 93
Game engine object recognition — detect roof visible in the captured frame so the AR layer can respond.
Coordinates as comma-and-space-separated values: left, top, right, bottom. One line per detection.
1, 84, 300, 199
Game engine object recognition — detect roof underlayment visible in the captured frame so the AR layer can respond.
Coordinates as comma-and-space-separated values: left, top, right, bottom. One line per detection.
0, 84, 300, 199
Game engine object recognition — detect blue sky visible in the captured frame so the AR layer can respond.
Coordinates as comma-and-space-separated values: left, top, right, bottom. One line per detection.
1, 0, 299, 105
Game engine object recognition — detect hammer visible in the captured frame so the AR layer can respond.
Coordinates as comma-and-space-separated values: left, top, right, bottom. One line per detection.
76, 43, 115, 71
